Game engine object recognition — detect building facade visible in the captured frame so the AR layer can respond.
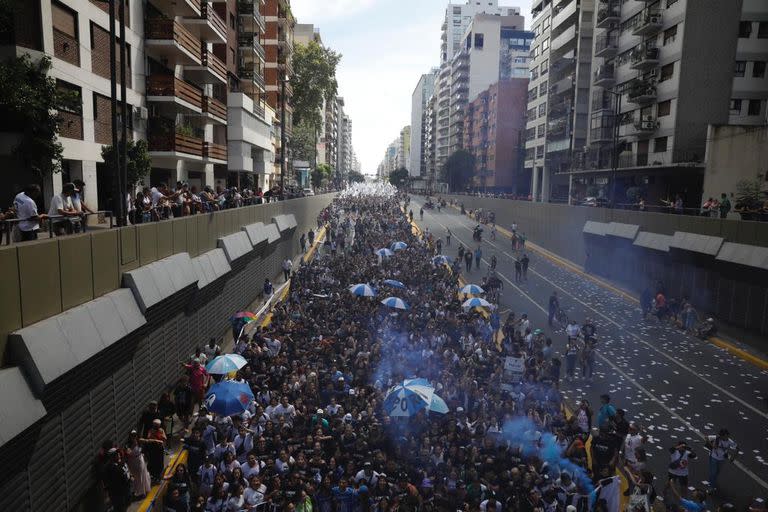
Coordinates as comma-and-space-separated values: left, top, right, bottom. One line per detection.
463, 78, 529, 191
440, 0, 521, 64
409, 69, 438, 178
1, 0, 147, 210
572, 0, 768, 206
524, 0, 595, 203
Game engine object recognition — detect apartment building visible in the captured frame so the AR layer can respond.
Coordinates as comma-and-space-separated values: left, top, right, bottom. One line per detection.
224, 0, 273, 191
0, 0, 146, 210
445, 14, 527, 162
440, 0, 521, 64
397, 125, 411, 170
337, 113, 353, 178
324, 97, 340, 171
410, 69, 438, 178
524, 0, 595, 203
464, 78, 529, 191
263, 0, 294, 187
424, 93, 439, 188
573, 0, 766, 205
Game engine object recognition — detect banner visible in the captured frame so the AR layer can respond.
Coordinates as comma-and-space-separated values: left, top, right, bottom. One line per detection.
501, 356, 524, 392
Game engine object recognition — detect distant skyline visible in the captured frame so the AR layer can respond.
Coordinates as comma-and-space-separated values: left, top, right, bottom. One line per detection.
290, 0, 532, 174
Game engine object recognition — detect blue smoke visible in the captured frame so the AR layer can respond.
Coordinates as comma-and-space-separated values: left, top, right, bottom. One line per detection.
498, 416, 595, 493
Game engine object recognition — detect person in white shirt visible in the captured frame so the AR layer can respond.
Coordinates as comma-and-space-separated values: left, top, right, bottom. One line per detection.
48, 182, 81, 235
282, 258, 293, 282
667, 440, 697, 488
271, 396, 296, 425
71, 179, 94, 215
243, 476, 266, 508
707, 428, 737, 491
241, 454, 264, 480
566, 320, 581, 341
13, 184, 46, 241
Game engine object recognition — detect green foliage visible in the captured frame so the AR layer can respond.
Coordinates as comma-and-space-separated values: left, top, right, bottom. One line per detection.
0, 55, 76, 177
290, 119, 317, 163
736, 179, 762, 208
291, 41, 341, 132
348, 171, 366, 184
388, 167, 410, 189
442, 150, 475, 191
101, 139, 151, 188
312, 163, 332, 188
176, 124, 195, 137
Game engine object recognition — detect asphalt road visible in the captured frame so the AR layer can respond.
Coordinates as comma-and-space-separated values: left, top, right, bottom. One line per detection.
411, 198, 768, 506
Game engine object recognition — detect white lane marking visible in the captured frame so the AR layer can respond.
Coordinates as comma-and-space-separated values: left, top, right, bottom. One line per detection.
422, 212, 768, 491
428, 206, 768, 422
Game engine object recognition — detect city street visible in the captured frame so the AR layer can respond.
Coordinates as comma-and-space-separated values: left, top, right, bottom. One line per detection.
412, 197, 768, 506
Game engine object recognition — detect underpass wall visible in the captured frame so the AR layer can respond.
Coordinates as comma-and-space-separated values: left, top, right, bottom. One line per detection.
443, 195, 768, 335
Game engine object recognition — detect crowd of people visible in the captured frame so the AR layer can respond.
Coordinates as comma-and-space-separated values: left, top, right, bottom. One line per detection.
93, 185, 754, 512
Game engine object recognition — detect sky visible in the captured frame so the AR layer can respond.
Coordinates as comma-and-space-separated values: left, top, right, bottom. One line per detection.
290, 0, 532, 174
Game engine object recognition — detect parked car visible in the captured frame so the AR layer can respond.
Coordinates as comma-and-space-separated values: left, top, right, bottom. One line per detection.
303, 188, 315, 196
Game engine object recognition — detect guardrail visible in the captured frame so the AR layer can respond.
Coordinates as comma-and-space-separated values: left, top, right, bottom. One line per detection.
1, 211, 114, 245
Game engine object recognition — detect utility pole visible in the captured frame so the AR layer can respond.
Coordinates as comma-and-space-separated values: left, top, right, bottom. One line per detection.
118, 0, 128, 226
108, 0, 122, 224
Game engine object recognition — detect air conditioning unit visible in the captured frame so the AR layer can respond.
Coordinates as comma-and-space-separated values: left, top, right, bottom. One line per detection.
641, 120, 656, 130
649, 14, 661, 24
133, 106, 148, 121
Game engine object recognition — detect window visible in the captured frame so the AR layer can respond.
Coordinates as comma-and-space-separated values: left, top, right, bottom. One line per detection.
541, 38, 549, 52
539, 81, 548, 95
527, 108, 537, 120
229, 13, 235, 29
52, 1, 79, 65
666, 0, 679, 6
735, 61, 746, 77
474, 33, 484, 49
654, 137, 668, 153
663, 25, 677, 45
536, 145, 544, 158
531, 46, 538, 59
748, 99, 762, 116
657, 100, 671, 117
538, 103, 546, 116
753, 61, 766, 78
540, 58, 548, 74
660, 63, 674, 81
543, 16, 550, 30
739, 21, 752, 38
759, 22, 768, 38
729, 99, 742, 114
537, 124, 546, 137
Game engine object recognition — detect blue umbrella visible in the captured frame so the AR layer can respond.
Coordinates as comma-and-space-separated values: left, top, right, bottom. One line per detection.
432, 255, 450, 265
376, 248, 395, 257
206, 354, 248, 374
381, 296, 410, 310
460, 284, 485, 295
429, 394, 450, 414
391, 241, 408, 251
382, 279, 406, 289
349, 283, 377, 297
462, 297, 493, 309
383, 381, 435, 417
204, 381, 254, 417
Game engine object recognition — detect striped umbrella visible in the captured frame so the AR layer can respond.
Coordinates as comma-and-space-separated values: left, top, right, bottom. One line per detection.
382, 279, 406, 289
376, 248, 395, 257
462, 297, 493, 309
349, 283, 377, 297
381, 296, 410, 310
460, 284, 485, 295
391, 241, 408, 251
432, 255, 450, 265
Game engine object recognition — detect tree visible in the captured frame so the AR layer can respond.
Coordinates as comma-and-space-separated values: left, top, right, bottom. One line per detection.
0, 54, 78, 177
389, 167, 410, 189
101, 139, 151, 188
442, 150, 475, 192
348, 171, 365, 183
736, 179, 762, 209
290, 119, 317, 163
312, 163, 332, 189
291, 41, 341, 129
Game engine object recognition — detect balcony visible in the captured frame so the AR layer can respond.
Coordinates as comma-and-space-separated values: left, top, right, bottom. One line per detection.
203, 96, 227, 124
238, 65, 266, 94
186, 46, 227, 84
552, 0, 577, 30
596, 1, 620, 29
593, 64, 616, 88
151, 0, 201, 17
594, 35, 618, 58
239, 36, 266, 63
146, 74, 203, 113
551, 24, 577, 53
591, 90, 617, 112
633, 115, 657, 135
204, 142, 227, 163
590, 125, 615, 143
184, 2, 227, 43
550, 74, 575, 96
145, 19, 202, 66
549, 100, 572, 118
632, 9, 663, 37
547, 118, 568, 137
149, 131, 204, 159
278, 31, 294, 53
629, 46, 660, 71
238, 1, 266, 33
627, 79, 657, 105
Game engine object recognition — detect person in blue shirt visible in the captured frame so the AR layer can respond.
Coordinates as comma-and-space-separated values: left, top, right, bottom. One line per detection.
597, 393, 616, 429
332, 477, 358, 512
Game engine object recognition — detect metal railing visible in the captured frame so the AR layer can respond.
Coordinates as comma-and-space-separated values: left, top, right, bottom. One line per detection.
2, 211, 114, 245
